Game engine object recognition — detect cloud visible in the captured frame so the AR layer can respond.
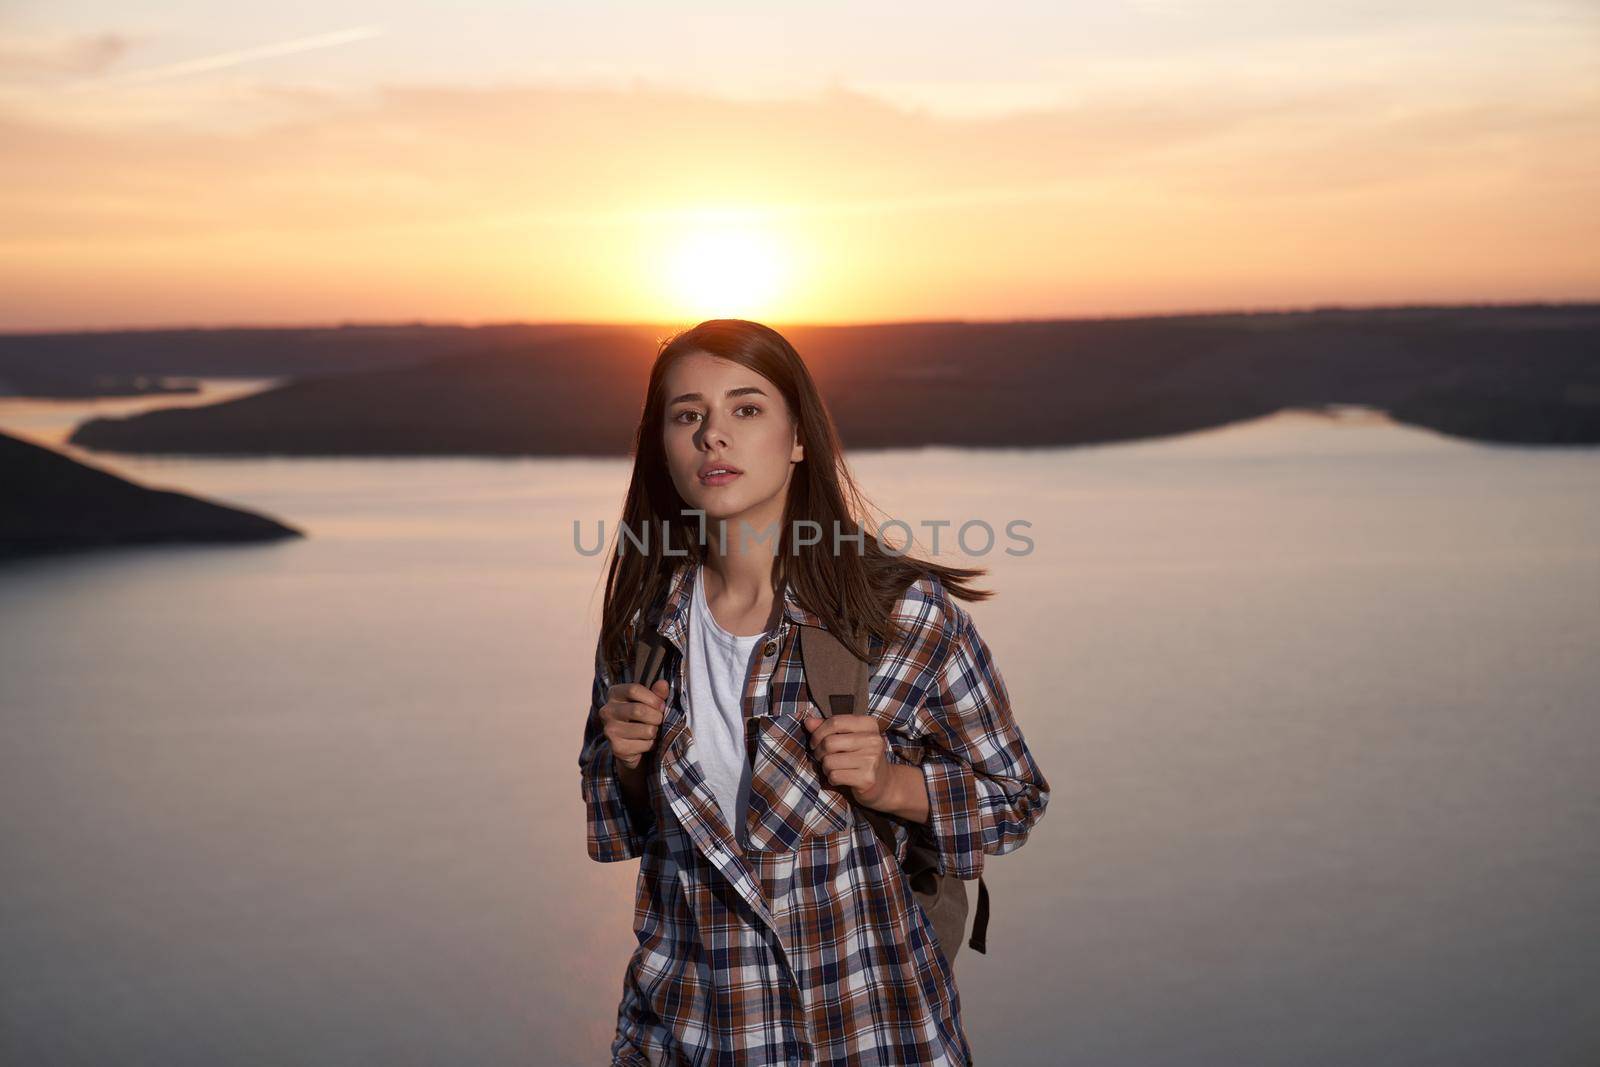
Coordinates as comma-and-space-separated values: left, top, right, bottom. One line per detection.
0, 32, 135, 79
63, 25, 387, 93
0, 70, 1592, 253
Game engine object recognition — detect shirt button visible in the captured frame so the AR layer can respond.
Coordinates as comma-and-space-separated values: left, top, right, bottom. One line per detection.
762, 640, 777, 657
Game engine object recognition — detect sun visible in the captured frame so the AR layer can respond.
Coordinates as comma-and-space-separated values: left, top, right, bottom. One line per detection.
665, 226, 788, 320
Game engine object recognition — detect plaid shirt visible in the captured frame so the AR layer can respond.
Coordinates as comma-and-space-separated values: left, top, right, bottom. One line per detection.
579, 560, 1051, 1066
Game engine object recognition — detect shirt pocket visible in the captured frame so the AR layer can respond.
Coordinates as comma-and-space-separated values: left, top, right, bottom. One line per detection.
743, 712, 854, 851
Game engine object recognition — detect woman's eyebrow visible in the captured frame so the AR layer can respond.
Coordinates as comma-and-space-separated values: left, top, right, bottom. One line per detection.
667, 386, 769, 405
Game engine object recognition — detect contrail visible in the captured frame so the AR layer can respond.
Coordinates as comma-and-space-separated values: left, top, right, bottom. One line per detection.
65, 25, 385, 92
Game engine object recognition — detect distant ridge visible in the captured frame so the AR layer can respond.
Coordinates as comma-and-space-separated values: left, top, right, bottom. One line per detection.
0, 430, 303, 560
11, 304, 1597, 455
0, 322, 591, 398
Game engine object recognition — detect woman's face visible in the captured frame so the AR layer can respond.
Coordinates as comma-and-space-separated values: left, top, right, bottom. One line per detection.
660, 351, 804, 535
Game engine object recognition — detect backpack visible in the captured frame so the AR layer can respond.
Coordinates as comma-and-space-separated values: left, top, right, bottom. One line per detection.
628, 576, 991, 966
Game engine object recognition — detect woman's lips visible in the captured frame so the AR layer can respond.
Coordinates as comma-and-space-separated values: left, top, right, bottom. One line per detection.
700, 469, 742, 486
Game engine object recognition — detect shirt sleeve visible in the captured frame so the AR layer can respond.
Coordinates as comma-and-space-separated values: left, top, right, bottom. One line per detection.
912, 596, 1051, 880
577, 634, 650, 863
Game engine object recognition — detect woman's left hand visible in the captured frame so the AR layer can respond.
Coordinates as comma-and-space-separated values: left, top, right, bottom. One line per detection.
803, 712, 893, 810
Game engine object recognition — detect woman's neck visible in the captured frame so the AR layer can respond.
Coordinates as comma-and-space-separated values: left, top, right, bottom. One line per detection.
700, 545, 778, 625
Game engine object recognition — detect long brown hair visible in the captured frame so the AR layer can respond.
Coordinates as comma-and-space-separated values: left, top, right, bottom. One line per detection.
595, 318, 990, 672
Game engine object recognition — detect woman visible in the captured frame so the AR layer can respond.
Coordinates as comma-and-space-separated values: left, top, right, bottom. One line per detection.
579, 319, 1050, 1065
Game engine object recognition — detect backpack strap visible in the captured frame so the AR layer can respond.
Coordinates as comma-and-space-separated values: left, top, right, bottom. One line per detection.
798, 622, 898, 851
969, 874, 989, 954
628, 574, 679, 688
631, 623, 672, 691
620, 580, 681, 838
796, 622, 920, 877
799, 615, 991, 958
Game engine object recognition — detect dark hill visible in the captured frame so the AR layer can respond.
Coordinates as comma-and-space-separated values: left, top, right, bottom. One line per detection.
0, 430, 302, 560
60, 305, 1600, 456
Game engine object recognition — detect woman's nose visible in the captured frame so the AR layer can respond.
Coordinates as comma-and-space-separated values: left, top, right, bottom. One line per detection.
699, 419, 729, 449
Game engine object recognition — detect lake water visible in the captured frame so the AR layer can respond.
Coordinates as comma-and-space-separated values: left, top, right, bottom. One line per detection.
2, 386, 1597, 1066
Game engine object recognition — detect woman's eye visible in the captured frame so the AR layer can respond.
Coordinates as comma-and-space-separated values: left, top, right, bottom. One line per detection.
672, 406, 759, 423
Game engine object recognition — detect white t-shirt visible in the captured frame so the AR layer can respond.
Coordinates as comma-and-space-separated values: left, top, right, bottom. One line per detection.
685, 564, 764, 849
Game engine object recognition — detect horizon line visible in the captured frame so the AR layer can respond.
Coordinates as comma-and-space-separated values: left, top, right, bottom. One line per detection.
4, 297, 1597, 339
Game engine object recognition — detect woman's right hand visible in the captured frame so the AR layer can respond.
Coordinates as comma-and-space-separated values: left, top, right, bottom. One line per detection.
604, 679, 669, 771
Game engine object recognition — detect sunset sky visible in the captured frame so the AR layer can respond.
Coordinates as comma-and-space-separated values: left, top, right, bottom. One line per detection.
2, 1, 1597, 332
